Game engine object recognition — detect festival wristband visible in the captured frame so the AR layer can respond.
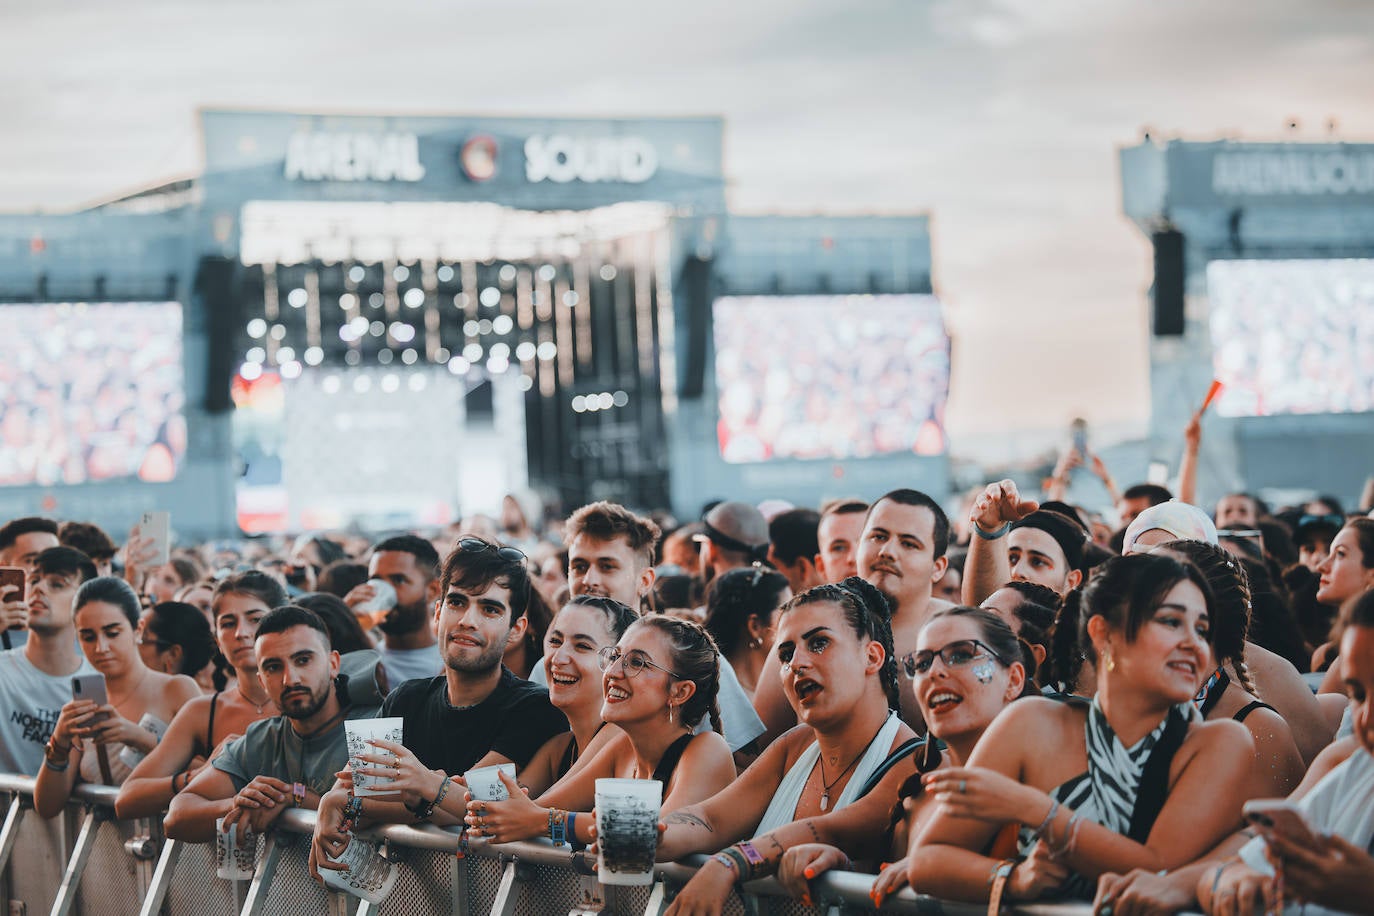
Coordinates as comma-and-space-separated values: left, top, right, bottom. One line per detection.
973, 521, 1012, 540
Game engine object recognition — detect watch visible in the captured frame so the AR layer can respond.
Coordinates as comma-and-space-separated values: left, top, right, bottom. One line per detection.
44, 738, 71, 766
292, 782, 307, 807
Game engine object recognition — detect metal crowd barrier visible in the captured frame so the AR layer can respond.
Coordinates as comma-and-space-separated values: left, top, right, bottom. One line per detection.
1, 774, 1093, 916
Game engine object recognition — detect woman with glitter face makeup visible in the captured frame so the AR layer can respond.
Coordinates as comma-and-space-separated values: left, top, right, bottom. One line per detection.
910, 554, 1256, 905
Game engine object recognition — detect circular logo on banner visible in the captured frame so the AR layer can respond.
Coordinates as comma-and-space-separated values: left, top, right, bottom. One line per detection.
460, 135, 499, 182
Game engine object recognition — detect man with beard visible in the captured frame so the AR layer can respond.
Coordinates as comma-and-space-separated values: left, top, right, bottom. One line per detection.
311, 537, 566, 847
165, 606, 378, 842
854, 488, 954, 728
346, 535, 443, 685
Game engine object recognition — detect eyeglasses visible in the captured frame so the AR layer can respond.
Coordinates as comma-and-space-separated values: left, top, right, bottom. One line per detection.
902, 639, 1005, 677
137, 634, 174, 652
456, 537, 527, 565
1298, 514, 1343, 529
597, 646, 685, 680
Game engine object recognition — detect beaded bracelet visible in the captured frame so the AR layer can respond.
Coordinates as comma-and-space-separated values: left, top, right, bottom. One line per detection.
343, 794, 364, 825
1030, 798, 1060, 842
548, 808, 567, 845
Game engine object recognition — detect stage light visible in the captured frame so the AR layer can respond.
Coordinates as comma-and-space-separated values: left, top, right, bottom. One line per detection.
393, 265, 410, 282
287, 288, 308, 308
270, 324, 287, 341
448, 356, 470, 375
499, 265, 517, 284
492, 315, 513, 334
348, 266, 366, 283
322, 375, 341, 394
612, 390, 629, 407
477, 319, 493, 335
487, 356, 509, 373
368, 293, 384, 309
515, 341, 536, 361
304, 346, 324, 366
403, 288, 425, 308
247, 318, 268, 339
536, 341, 557, 360
381, 374, 400, 393
339, 292, 358, 310
353, 375, 372, 392
463, 343, 483, 362
240, 362, 263, 381
408, 374, 428, 392
281, 360, 302, 379
598, 393, 614, 410
518, 375, 534, 392
599, 265, 617, 281
401, 348, 418, 365
378, 349, 394, 365
345, 350, 361, 366
370, 320, 385, 337
435, 347, 451, 362
389, 322, 416, 343
339, 325, 357, 342
436, 265, 455, 283
562, 290, 579, 307
479, 287, 500, 308
246, 346, 267, 364
538, 265, 557, 282
453, 293, 470, 309
277, 346, 296, 363
572, 395, 587, 412
489, 342, 510, 361
463, 319, 480, 336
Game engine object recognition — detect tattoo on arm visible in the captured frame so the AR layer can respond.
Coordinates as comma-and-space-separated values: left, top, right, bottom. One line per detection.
806, 821, 821, 843
664, 811, 714, 833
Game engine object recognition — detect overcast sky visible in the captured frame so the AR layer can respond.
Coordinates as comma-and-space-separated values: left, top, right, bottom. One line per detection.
4, 0, 1373, 455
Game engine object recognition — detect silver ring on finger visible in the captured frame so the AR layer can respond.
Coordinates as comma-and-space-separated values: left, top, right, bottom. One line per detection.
958, 779, 967, 794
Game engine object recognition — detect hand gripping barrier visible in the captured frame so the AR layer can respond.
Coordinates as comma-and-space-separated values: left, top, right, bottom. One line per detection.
1, 773, 1095, 916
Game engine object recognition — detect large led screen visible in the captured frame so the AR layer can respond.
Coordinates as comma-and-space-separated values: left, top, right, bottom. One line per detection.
713, 295, 949, 463
1207, 259, 1374, 417
0, 302, 186, 486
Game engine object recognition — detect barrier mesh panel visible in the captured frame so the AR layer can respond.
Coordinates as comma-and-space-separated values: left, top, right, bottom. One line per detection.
162, 832, 266, 916
1, 799, 65, 916
463, 852, 504, 914
75, 818, 146, 916
261, 834, 333, 916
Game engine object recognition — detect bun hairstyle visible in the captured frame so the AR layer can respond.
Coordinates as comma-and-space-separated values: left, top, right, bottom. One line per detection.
629, 615, 723, 735
704, 567, 790, 657
778, 576, 900, 713
1156, 539, 1257, 694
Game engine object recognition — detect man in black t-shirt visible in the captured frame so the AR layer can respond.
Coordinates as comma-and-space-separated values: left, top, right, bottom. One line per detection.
311, 537, 566, 868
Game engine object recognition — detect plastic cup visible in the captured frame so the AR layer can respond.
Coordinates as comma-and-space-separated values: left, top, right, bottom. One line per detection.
345, 717, 404, 797
214, 817, 257, 880
320, 838, 399, 905
353, 579, 397, 616
594, 778, 661, 886
464, 763, 516, 802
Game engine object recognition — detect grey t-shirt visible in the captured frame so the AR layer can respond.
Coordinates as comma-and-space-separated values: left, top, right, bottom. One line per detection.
378, 644, 443, 688
214, 702, 379, 797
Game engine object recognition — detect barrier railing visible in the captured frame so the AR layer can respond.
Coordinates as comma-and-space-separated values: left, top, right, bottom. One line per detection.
0, 774, 1093, 916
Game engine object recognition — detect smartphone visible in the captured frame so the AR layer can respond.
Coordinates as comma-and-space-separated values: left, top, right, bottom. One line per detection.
0, 568, 25, 631
1243, 800, 1319, 847
140, 511, 171, 566
72, 673, 112, 726
1070, 418, 1089, 456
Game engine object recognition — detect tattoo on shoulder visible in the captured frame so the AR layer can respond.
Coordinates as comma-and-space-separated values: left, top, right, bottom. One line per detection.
664, 811, 713, 832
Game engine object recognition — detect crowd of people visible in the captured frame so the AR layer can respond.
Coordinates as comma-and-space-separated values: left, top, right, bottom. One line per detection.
1, 451, 1372, 916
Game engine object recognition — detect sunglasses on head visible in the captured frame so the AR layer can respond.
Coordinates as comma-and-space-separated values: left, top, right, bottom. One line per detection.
902, 639, 1004, 678
597, 645, 685, 680
455, 537, 527, 565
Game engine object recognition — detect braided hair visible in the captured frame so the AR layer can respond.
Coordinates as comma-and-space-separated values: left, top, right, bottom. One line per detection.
703, 567, 790, 657
629, 615, 723, 735
776, 577, 901, 713
1157, 539, 1257, 694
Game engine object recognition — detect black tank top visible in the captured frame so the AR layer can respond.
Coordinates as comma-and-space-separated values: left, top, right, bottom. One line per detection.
651, 733, 695, 791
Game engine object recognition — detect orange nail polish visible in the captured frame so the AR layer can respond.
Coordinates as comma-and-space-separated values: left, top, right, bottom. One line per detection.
804, 868, 815, 880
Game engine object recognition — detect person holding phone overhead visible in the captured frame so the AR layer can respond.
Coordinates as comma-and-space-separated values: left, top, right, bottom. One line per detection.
35, 577, 200, 816
0, 547, 98, 775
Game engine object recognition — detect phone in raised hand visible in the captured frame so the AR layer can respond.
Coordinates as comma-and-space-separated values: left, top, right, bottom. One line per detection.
0, 567, 25, 631
72, 673, 112, 726
140, 511, 171, 566
1243, 799, 1319, 848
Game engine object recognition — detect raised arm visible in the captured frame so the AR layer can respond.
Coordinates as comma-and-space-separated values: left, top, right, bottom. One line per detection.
962, 481, 1038, 607
1178, 411, 1202, 506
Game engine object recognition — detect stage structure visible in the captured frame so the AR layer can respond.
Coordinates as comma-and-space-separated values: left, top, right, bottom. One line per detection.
1121, 138, 1374, 507
0, 110, 947, 536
